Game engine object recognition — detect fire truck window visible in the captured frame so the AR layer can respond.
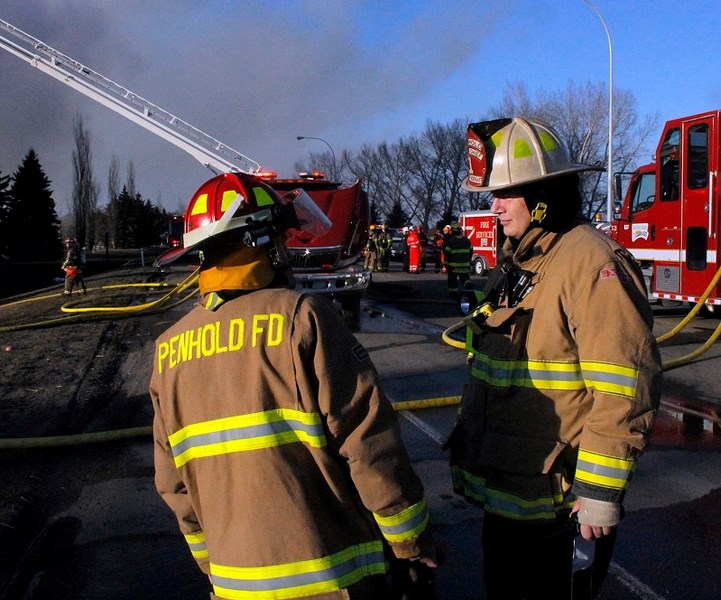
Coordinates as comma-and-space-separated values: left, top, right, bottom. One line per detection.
686, 227, 707, 271
659, 128, 679, 201
630, 172, 656, 213
687, 124, 709, 190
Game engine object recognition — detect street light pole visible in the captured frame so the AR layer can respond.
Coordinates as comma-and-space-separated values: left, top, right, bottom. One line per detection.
296, 136, 337, 178
583, 0, 614, 222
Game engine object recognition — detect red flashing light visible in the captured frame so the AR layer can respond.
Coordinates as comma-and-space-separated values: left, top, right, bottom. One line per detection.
256, 171, 278, 180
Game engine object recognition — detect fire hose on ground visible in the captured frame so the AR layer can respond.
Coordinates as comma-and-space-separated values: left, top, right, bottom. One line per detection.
0, 268, 201, 332
0, 397, 465, 449
1, 270, 719, 448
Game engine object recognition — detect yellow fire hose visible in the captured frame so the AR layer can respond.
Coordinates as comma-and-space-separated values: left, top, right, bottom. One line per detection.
0, 269, 200, 332
2, 267, 719, 449
0, 397, 465, 449
0, 426, 153, 449
653, 264, 721, 370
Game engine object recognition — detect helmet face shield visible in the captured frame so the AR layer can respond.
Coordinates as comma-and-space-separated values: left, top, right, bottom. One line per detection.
156, 173, 332, 267
279, 188, 332, 239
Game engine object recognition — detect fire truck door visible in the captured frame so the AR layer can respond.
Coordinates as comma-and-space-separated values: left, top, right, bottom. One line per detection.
680, 114, 718, 298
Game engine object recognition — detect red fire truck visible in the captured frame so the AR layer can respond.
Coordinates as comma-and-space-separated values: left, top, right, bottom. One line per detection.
162, 215, 184, 248
460, 210, 503, 275
610, 109, 720, 310
0, 19, 371, 328
256, 170, 370, 326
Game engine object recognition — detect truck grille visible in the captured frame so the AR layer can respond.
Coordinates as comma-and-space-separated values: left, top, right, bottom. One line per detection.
288, 247, 342, 271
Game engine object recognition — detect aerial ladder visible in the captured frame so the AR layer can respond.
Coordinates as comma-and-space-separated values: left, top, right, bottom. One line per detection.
0, 18, 371, 331
0, 18, 260, 175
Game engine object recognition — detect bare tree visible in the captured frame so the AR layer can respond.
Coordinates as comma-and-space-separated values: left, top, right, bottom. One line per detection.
107, 155, 120, 248
71, 114, 100, 248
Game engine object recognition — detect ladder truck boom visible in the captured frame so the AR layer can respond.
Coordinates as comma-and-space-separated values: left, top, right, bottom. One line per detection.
0, 18, 260, 175
1, 18, 371, 332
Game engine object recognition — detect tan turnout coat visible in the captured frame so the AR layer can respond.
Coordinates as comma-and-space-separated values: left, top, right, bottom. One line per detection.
151, 288, 429, 599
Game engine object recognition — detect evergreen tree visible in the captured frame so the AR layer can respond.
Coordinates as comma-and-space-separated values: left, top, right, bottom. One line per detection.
0, 171, 12, 258
385, 200, 410, 228
435, 207, 457, 231
114, 186, 168, 248
6, 150, 62, 261
115, 186, 137, 248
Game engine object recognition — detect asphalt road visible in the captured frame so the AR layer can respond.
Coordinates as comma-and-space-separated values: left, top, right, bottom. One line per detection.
1, 261, 720, 599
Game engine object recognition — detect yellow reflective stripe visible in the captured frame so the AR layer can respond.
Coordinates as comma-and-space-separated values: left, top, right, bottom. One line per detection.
204, 292, 225, 311
472, 356, 639, 398
485, 484, 566, 521
210, 541, 386, 599
169, 409, 326, 468
373, 497, 429, 543
471, 356, 586, 390
184, 531, 208, 559
221, 190, 243, 212
538, 130, 558, 152
513, 138, 532, 159
451, 466, 571, 521
581, 360, 638, 398
575, 449, 636, 491
254, 187, 276, 207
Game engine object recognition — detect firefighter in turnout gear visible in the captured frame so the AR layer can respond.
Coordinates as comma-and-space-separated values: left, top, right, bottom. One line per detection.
442, 223, 472, 298
150, 173, 436, 600
364, 224, 377, 271
375, 223, 393, 272
446, 117, 662, 599
61, 236, 86, 296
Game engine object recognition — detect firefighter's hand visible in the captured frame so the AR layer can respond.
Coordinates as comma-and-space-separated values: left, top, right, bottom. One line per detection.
389, 557, 438, 600
571, 497, 619, 540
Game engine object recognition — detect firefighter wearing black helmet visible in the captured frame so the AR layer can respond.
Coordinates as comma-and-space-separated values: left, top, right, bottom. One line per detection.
445, 117, 662, 599
150, 173, 436, 599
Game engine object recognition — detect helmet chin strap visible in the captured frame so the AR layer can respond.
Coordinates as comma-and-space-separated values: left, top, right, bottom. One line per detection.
268, 239, 290, 270
530, 202, 548, 224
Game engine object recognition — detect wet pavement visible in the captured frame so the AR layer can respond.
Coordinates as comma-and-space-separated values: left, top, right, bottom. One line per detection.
3, 264, 721, 599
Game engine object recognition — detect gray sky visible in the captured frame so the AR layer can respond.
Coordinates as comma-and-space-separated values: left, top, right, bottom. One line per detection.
1, 1, 720, 218
0, 1, 491, 214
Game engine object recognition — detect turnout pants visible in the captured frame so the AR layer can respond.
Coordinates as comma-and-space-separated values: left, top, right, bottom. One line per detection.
482, 511, 616, 600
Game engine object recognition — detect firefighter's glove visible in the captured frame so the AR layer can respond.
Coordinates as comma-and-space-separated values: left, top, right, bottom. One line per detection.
389, 559, 438, 600
463, 302, 495, 334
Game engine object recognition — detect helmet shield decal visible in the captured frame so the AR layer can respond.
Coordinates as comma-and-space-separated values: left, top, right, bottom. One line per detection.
464, 119, 512, 192
465, 127, 488, 191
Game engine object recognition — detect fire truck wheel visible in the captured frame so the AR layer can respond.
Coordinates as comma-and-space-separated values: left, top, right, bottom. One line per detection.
340, 294, 362, 332
473, 258, 487, 276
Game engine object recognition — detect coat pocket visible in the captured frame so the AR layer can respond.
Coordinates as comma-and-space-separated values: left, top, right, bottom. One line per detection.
478, 432, 567, 476
481, 306, 532, 362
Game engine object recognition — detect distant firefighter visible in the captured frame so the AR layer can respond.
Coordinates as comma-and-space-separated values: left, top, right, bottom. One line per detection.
406, 226, 421, 273
61, 236, 86, 296
442, 223, 472, 298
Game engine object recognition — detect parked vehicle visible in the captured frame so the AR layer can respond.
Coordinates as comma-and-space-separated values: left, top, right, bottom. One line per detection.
610, 109, 721, 310
459, 210, 503, 275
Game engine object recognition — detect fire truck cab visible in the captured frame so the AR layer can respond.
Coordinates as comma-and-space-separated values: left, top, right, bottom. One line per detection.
257, 171, 371, 329
611, 110, 720, 308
